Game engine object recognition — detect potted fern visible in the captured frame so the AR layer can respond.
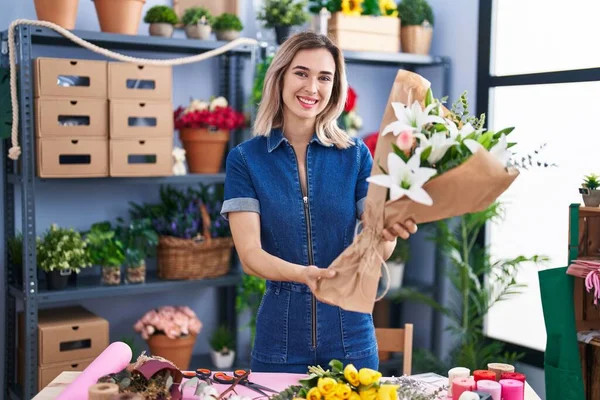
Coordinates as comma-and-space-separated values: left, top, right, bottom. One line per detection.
144, 5, 179, 37
257, 0, 310, 45
397, 0, 434, 54
209, 325, 236, 369
581, 173, 600, 207
182, 7, 214, 40
213, 13, 244, 41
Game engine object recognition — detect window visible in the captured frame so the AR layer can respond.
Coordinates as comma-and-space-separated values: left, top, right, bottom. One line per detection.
477, 0, 600, 357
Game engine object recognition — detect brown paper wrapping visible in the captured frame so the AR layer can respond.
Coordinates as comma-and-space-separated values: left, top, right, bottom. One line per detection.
313, 70, 519, 314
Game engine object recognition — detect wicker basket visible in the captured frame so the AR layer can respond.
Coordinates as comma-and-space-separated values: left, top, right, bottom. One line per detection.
157, 204, 234, 280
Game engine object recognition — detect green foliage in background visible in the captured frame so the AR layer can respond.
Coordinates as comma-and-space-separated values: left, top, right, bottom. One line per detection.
144, 5, 180, 25
257, 0, 311, 28
397, 0, 435, 27
213, 13, 244, 31
182, 7, 214, 26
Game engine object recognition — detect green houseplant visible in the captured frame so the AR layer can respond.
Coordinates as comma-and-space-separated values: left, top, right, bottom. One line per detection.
397, 0, 434, 54
209, 325, 236, 369
85, 221, 126, 286
144, 5, 179, 37
213, 13, 243, 41
182, 7, 214, 40
257, 0, 310, 44
37, 224, 91, 290
116, 217, 159, 284
581, 173, 600, 207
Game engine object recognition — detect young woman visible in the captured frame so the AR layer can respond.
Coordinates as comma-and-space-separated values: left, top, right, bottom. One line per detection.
220, 31, 417, 373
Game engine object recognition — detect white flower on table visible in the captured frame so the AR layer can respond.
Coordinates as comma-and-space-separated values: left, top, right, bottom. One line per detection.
415, 132, 458, 164
464, 133, 511, 167
367, 150, 437, 205
382, 101, 445, 136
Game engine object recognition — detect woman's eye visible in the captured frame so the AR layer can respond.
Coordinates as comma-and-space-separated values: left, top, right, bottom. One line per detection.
320, 76, 331, 81
295, 72, 307, 77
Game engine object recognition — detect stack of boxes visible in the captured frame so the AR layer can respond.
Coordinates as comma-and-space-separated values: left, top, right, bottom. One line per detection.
18, 306, 109, 391
33, 57, 174, 178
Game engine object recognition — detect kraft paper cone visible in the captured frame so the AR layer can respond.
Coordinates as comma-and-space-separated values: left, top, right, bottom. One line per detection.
313, 70, 519, 314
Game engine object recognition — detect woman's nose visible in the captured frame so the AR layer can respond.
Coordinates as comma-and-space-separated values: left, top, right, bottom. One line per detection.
305, 78, 318, 94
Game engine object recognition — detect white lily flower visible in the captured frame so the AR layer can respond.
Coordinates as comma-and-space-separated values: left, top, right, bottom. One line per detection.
464, 134, 512, 167
415, 132, 458, 164
367, 151, 437, 205
382, 101, 445, 136
445, 119, 476, 140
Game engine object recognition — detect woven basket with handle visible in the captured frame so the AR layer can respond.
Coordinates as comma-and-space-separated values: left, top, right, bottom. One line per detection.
157, 203, 234, 280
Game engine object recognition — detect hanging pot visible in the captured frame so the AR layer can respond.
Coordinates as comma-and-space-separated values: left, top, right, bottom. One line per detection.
274, 25, 292, 45
146, 333, 197, 370
93, 0, 146, 35
34, 0, 80, 30
45, 268, 72, 291
179, 128, 230, 174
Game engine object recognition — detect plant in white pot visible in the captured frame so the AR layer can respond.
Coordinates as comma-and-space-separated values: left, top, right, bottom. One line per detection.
387, 239, 410, 290
144, 5, 179, 37
182, 7, 214, 40
581, 173, 600, 207
213, 13, 244, 41
209, 325, 236, 369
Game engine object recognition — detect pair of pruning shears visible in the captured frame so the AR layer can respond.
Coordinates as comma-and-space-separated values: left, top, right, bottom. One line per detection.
219, 369, 278, 397
196, 368, 218, 384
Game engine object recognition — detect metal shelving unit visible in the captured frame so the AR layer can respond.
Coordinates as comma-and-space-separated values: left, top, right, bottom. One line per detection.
1, 25, 254, 400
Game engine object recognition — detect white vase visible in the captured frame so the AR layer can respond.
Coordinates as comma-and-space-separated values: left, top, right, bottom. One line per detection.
211, 350, 236, 369
387, 262, 405, 290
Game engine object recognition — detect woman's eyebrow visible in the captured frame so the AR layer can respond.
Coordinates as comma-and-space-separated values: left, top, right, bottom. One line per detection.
292, 65, 333, 75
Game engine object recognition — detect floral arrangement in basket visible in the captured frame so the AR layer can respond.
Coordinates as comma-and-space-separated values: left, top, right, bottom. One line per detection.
134, 306, 202, 340
340, 86, 363, 137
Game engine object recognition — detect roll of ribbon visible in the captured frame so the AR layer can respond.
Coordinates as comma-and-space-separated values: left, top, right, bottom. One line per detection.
448, 367, 470, 396
499, 379, 524, 400
473, 370, 496, 382
500, 372, 526, 383
458, 391, 479, 400
452, 377, 475, 400
476, 379, 502, 400
88, 383, 119, 400
473, 391, 492, 400
487, 363, 514, 380
56, 342, 132, 400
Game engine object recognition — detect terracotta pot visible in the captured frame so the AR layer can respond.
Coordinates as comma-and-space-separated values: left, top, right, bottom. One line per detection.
185, 24, 212, 40
216, 30, 240, 41
34, 0, 80, 29
179, 128, 230, 174
93, 0, 146, 35
149, 23, 174, 37
401, 25, 433, 55
146, 333, 197, 370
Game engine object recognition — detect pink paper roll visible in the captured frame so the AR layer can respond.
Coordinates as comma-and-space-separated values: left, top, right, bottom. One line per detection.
57, 342, 132, 400
452, 377, 475, 400
499, 379, 524, 400
476, 380, 501, 400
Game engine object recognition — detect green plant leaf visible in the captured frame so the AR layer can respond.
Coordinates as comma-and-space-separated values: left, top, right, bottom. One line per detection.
425, 88, 434, 107
329, 359, 343, 373
0, 67, 13, 139
494, 126, 515, 138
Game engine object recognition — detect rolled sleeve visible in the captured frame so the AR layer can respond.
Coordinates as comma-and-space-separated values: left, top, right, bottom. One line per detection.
221, 147, 261, 220
355, 139, 373, 219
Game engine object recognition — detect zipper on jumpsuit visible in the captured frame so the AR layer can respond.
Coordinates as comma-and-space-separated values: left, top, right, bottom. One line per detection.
290, 145, 317, 350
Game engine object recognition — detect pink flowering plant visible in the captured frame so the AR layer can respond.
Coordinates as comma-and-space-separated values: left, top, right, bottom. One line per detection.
134, 306, 203, 340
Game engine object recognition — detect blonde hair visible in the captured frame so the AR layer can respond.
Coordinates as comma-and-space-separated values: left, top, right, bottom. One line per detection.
253, 31, 353, 149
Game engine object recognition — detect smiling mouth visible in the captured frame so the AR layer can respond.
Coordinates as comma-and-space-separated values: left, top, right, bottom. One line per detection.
297, 96, 318, 108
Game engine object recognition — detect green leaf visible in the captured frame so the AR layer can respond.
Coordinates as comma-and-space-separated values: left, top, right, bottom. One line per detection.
329, 359, 343, 373
477, 131, 494, 149
425, 88, 434, 107
0, 67, 13, 140
420, 146, 432, 163
494, 127, 515, 138
391, 144, 409, 163
507, 142, 517, 149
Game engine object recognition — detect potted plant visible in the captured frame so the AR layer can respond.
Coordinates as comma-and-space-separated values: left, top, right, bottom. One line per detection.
387, 239, 410, 290
174, 96, 245, 173
257, 0, 310, 45
182, 7, 214, 40
36, 224, 91, 291
85, 221, 126, 285
397, 0, 434, 54
213, 13, 244, 41
116, 217, 159, 284
209, 325, 236, 369
581, 173, 600, 207
144, 5, 179, 37
134, 306, 203, 370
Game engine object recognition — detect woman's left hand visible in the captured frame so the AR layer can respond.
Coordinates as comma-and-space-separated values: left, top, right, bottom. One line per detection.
382, 218, 417, 242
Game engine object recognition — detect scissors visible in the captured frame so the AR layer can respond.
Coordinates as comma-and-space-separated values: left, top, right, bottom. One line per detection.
230, 369, 278, 396
196, 368, 218, 384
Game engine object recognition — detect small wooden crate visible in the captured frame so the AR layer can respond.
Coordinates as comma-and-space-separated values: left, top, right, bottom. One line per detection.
579, 338, 600, 400
327, 13, 400, 53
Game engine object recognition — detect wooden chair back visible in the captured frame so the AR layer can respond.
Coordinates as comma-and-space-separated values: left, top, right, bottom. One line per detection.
375, 324, 413, 375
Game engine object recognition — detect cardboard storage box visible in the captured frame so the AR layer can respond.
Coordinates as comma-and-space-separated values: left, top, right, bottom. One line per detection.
108, 62, 172, 100
328, 13, 400, 53
36, 137, 109, 178
109, 100, 173, 138
35, 97, 108, 138
34, 57, 108, 98
18, 349, 95, 391
110, 137, 173, 177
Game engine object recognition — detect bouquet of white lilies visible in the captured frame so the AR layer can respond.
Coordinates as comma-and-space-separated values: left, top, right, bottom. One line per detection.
314, 70, 520, 314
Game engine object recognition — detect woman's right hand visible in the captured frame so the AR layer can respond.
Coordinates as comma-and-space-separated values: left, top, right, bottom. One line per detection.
302, 265, 336, 294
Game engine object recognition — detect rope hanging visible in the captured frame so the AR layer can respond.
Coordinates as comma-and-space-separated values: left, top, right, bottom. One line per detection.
5, 19, 259, 161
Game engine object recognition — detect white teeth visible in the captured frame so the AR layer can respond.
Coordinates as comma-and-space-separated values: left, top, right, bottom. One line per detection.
298, 97, 317, 105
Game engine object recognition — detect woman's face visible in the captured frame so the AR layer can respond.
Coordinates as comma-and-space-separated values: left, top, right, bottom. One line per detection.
281, 48, 336, 124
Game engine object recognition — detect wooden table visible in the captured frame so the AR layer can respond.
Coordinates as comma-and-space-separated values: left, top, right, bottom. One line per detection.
33, 371, 542, 400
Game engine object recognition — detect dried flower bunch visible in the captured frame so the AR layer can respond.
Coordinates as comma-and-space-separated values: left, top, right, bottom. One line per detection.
174, 96, 245, 131
134, 306, 202, 340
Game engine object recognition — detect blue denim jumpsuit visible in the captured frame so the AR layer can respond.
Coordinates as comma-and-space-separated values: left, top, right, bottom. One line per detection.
220, 128, 378, 373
